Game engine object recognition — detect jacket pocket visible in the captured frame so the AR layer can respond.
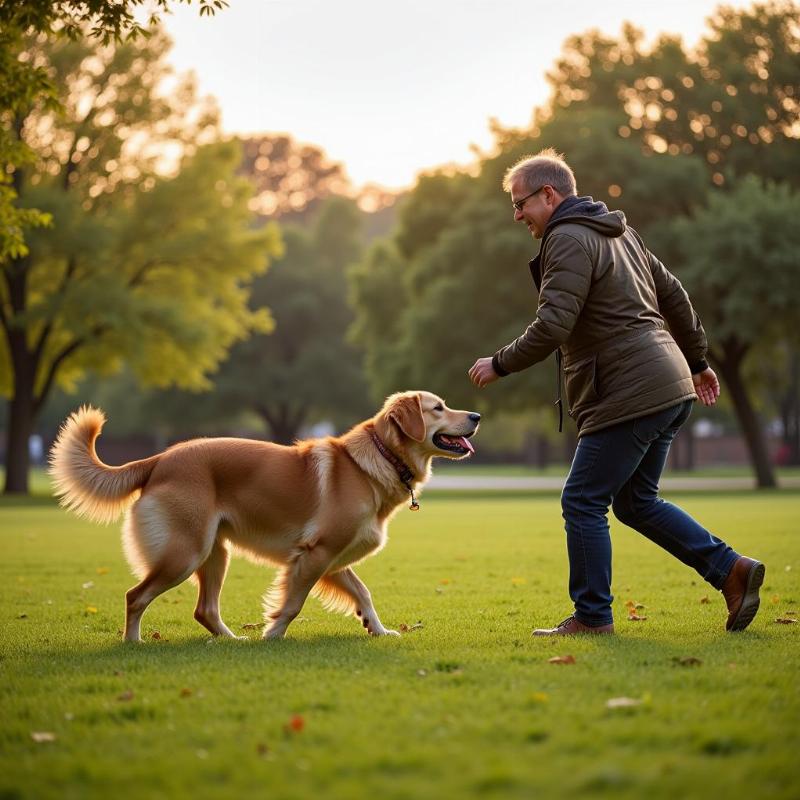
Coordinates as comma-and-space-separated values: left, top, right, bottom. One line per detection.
563, 355, 599, 416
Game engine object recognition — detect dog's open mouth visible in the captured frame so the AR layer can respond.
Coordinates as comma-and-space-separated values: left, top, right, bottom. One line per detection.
433, 432, 475, 456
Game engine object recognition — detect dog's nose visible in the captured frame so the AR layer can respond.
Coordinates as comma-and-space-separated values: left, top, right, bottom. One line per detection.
469, 413, 481, 423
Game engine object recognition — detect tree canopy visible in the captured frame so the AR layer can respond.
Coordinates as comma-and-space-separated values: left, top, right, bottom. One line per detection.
1, 26, 281, 493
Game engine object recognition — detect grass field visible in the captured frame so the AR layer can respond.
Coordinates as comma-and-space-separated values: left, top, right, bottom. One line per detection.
1, 491, 798, 799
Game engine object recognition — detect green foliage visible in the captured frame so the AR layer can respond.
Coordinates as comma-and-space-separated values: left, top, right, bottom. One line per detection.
1, 493, 798, 798
162, 195, 373, 442
0, 1, 228, 270
1, 24, 280, 493
664, 177, 800, 350
0, 29, 280, 398
0, 1, 228, 43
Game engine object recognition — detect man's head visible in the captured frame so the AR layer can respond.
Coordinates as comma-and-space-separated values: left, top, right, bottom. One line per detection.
503, 149, 577, 239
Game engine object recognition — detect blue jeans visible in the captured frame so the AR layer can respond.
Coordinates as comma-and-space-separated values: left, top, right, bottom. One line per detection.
561, 400, 739, 627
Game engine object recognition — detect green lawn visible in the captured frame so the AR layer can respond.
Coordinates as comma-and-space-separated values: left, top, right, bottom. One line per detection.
1, 492, 798, 799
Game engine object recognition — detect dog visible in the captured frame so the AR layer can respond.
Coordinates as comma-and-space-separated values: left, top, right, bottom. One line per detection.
49, 391, 480, 641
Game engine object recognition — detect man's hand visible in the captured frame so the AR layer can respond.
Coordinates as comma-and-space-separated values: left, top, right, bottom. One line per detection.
693, 367, 721, 407
468, 357, 500, 388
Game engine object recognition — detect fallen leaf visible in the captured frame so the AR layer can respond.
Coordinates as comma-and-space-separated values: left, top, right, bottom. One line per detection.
398, 621, 424, 633
151, 631, 162, 640
257, 742, 270, 756
548, 655, 576, 665
416, 669, 427, 677
529, 692, 549, 704
771, 595, 781, 604
180, 688, 193, 698
606, 697, 642, 709
699, 596, 710, 604
775, 617, 797, 624
117, 690, 134, 702
511, 577, 527, 586
435, 588, 444, 594
17, 613, 27, 619
82, 581, 94, 590
96, 567, 109, 575
284, 715, 305, 733
672, 656, 702, 666
85, 606, 98, 615
628, 613, 647, 621
439, 579, 451, 585
241, 622, 266, 630
30, 731, 56, 743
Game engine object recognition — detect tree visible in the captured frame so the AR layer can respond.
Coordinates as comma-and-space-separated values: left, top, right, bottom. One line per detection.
190, 196, 372, 444
239, 134, 352, 220
0, 28, 281, 494
665, 178, 800, 486
0, 1, 228, 276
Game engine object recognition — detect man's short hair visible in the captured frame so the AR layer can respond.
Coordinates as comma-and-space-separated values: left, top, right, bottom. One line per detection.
502, 148, 577, 197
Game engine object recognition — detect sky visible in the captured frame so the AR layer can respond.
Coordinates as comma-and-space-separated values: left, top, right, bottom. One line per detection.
161, 0, 756, 191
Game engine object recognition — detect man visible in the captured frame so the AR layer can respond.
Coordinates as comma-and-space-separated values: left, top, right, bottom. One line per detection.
468, 148, 764, 636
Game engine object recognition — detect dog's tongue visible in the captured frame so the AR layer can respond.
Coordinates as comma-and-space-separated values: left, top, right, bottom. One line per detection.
458, 436, 475, 454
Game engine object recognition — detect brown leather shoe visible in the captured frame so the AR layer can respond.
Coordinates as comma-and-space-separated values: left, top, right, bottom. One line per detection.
721, 556, 765, 632
532, 615, 615, 636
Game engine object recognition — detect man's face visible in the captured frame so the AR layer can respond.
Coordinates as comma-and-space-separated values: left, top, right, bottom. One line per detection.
510, 175, 557, 239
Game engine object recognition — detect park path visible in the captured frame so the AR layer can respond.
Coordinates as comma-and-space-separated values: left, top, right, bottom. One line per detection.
427, 474, 800, 492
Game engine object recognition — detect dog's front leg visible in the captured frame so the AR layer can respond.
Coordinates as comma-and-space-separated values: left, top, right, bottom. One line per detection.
262, 545, 333, 639
322, 567, 400, 636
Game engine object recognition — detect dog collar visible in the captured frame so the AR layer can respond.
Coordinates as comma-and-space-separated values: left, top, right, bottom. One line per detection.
367, 427, 420, 511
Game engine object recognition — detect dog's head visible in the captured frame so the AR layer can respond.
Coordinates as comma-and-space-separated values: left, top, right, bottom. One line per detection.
378, 391, 480, 460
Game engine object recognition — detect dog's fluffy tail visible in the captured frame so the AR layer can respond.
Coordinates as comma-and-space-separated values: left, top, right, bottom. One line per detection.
49, 406, 160, 524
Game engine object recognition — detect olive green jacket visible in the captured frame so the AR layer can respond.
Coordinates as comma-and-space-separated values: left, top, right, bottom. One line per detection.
492, 198, 707, 436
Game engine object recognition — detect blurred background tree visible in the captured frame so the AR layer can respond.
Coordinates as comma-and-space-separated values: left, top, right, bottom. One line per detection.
0, 0, 228, 267
0, 26, 280, 494
159, 195, 373, 444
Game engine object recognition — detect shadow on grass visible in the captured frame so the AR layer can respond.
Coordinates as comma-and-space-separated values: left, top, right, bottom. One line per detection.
16, 631, 414, 680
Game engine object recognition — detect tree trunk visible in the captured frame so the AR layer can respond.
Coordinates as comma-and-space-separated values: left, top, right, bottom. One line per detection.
3, 386, 35, 495
2, 249, 37, 495
715, 356, 776, 488
255, 403, 306, 446
780, 352, 800, 465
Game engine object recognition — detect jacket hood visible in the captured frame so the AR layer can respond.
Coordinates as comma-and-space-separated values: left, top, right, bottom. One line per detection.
529, 195, 626, 288
544, 195, 626, 238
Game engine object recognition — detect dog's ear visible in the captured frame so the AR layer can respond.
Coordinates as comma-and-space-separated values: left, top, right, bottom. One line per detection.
388, 394, 426, 443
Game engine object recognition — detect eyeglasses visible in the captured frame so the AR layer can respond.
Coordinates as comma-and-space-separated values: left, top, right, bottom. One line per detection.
512, 185, 546, 212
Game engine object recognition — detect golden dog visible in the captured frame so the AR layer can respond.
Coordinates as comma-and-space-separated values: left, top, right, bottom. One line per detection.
49, 391, 480, 641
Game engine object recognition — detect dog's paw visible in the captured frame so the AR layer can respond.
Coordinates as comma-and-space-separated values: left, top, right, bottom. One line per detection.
371, 628, 401, 637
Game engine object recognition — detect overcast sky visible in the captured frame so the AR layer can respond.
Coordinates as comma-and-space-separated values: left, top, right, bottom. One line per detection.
161, 0, 755, 190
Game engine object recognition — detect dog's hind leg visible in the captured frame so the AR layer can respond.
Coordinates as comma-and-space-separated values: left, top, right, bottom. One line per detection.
123, 501, 216, 642
262, 545, 335, 640
124, 552, 201, 642
316, 567, 399, 637
193, 539, 240, 638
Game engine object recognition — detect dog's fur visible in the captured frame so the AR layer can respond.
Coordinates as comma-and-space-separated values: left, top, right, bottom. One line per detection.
49, 391, 479, 641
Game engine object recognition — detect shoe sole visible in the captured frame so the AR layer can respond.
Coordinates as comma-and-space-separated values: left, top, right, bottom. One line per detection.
727, 561, 765, 632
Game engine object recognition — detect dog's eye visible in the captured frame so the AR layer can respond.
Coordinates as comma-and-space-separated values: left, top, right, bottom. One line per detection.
433, 404, 443, 412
